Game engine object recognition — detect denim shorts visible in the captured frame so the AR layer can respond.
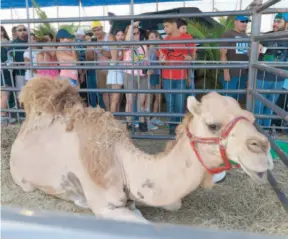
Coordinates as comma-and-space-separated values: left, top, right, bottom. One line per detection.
150, 75, 160, 86
68, 79, 79, 87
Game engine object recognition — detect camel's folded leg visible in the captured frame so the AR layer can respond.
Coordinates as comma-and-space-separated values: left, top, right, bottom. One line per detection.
61, 172, 90, 209
80, 177, 150, 224
99, 207, 151, 224
161, 200, 182, 212
10, 162, 36, 192
135, 199, 182, 212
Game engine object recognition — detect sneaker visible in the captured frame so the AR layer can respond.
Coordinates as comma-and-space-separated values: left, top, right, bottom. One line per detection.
169, 128, 176, 136
212, 171, 227, 184
151, 118, 164, 126
148, 121, 158, 131
138, 122, 148, 132
1, 116, 16, 124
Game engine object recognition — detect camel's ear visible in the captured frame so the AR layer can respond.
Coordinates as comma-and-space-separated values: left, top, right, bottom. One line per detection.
187, 96, 201, 115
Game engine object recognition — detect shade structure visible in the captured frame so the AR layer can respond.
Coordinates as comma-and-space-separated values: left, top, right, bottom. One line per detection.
1, 0, 195, 9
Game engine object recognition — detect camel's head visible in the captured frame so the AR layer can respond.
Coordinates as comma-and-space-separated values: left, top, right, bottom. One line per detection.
186, 92, 273, 184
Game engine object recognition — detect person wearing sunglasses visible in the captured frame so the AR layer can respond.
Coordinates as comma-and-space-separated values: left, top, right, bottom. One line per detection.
86, 20, 118, 111
219, 16, 250, 101
8, 25, 28, 98
255, 13, 288, 129
214, 16, 250, 184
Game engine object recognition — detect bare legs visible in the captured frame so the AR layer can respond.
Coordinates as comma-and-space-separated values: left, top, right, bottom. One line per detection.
109, 84, 122, 113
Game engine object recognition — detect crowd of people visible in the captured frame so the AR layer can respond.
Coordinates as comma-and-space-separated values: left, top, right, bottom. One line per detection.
1, 13, 288, 134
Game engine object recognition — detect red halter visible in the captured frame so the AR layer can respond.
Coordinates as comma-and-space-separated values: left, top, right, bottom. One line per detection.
186, 116, 248, 174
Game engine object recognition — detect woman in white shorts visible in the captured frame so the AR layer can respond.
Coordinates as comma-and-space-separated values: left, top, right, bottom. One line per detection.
107, 30, 125, 112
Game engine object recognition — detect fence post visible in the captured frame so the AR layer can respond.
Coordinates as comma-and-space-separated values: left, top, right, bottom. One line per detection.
246, 0, 262, 112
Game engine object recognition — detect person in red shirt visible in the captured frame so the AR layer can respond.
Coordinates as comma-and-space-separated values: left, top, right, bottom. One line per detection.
159, 18, 196, 135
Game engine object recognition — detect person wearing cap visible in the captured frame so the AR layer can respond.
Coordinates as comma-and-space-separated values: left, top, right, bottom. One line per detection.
272, 13, 288, 32
55, 29, 79, 87
255, 13, 288, 128
86, 20, 118, 111
215, 16, 250, 184
219, 16, 250, 101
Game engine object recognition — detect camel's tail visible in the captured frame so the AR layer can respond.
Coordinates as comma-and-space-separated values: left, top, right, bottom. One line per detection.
19, 76, 83, 116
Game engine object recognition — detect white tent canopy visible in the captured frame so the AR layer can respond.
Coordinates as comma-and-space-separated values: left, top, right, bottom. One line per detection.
1, 0, 287, 37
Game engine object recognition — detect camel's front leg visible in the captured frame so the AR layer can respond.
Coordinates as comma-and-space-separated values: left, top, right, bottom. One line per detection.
80, 177, 150, 224
61, 173, 89, 208
99, 207, 151, 224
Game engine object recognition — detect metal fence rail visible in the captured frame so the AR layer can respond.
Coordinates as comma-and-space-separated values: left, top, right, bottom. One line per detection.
2, 206, 287, 239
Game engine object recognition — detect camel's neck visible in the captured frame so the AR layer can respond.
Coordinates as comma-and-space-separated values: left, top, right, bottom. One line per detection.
117, 135, 207, 207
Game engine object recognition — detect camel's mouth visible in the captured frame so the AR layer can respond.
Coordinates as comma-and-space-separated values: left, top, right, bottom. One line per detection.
239, 162, 268, 184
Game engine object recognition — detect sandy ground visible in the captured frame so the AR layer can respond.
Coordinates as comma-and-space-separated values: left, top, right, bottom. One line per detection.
1, 124, 288, 236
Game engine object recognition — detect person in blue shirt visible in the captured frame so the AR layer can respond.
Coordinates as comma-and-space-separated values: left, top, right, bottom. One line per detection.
255, 13, 288, 128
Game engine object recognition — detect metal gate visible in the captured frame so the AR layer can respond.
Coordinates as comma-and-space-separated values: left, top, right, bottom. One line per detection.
1, 0, 288, 230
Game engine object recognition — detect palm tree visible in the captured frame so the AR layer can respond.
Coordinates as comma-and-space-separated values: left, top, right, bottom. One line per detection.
31, 0, 79, 39
186, 16, 235, 90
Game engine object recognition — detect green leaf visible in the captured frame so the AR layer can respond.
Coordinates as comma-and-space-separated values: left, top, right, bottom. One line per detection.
31, 0, 78, 38
185, 18, 235, 88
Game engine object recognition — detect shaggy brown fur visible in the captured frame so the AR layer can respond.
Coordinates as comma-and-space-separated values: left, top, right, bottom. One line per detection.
19, 76, 84, 119
73, 107, 129, 188
19, 77, 210, 188
19, 76, 130, 188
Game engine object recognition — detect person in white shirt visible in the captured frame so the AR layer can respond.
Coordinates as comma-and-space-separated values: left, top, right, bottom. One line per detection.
23, 33, 39, 81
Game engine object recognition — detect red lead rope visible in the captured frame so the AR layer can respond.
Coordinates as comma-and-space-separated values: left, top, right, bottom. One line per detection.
186, 117, 248, 175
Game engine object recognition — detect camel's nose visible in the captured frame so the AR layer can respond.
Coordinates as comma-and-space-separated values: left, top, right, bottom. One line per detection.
246, 137, 269, 153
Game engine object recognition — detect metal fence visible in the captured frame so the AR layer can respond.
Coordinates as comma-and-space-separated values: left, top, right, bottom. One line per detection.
1, 0, 288, 235
1, 205, 287, 239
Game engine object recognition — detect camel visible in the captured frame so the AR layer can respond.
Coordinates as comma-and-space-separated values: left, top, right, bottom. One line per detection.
10, 76, 274, 224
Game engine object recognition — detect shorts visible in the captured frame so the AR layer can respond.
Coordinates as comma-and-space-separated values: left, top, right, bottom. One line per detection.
150, 75, 160, 86
58, 76, 79, 87
68, 79, 79, 87
97, 70, 108, 89
124, 73, 148, 90
15, 75, 26, 97
107, 70, 124, 85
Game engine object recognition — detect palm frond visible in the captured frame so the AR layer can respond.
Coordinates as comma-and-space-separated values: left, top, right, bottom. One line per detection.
31, 0, 79, 38
31, 0, 56, 38
186, 18, 235, 88
59, 24, 80, 35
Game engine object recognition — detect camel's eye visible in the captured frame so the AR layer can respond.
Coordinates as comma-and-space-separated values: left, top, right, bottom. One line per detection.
207, 123, 221, 131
